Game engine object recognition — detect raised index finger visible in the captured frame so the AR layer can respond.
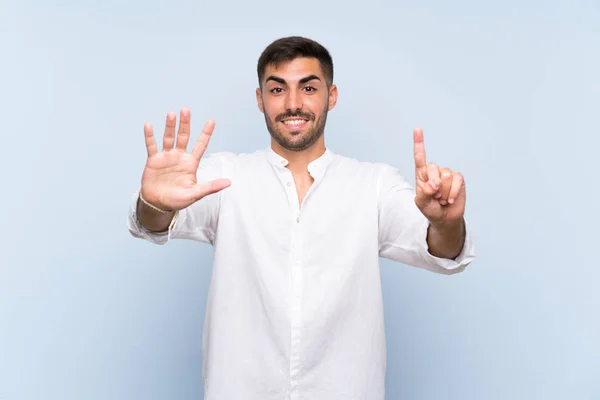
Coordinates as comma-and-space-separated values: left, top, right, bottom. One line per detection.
192, 119, 216, 160
413, 127, 427, 169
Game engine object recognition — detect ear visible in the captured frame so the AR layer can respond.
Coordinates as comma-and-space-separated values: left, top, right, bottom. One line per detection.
256, 87, 264, 113
328, 84, 338, 111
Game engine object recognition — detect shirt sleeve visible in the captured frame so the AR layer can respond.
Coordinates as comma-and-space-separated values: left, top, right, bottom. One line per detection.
377, 164, 476, 275
126, 152, 228, 246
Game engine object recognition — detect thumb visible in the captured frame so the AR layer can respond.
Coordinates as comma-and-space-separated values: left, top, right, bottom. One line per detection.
192, 179, 232, 201
414, 180, 437, 210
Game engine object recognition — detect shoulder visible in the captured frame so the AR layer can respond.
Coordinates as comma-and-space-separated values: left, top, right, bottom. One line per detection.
330, 152, 413, 195
198, 150, 270, 180
331, 152, 406, 179
200, 150, 264, 167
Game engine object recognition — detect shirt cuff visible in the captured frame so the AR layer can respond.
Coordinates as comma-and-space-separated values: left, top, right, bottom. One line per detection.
417, 218, 476, 274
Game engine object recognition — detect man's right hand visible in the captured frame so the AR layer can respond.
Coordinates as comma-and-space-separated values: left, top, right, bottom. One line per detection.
140, 107, 231, 212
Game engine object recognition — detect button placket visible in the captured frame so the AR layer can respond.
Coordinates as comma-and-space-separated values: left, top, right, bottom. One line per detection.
288, 169, 304, 394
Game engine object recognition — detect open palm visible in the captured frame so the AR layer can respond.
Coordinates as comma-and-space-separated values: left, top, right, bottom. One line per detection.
140, 108, 230, 212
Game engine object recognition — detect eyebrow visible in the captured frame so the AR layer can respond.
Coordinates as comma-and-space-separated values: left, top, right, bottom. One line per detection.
265, 74, 322, 85
299, 75, 321, 84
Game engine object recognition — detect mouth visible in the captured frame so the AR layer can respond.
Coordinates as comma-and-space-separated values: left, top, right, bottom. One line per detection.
280, 118, 309, 130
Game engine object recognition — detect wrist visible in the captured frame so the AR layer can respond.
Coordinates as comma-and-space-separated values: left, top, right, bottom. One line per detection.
429, 218, 464, 234
139, 191, 173, 214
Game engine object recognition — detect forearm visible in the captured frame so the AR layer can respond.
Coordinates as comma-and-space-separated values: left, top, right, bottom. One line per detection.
136, 196, 177, 233
426, 218, 466, 259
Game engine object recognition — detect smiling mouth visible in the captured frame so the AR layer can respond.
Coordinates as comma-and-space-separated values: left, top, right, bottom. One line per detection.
281, 119, 309, 128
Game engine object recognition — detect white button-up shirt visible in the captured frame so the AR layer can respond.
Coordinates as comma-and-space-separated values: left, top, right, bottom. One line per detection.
127, 147, 475, 400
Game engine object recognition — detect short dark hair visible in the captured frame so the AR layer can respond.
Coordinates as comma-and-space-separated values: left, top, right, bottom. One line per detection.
257, 36, 334, 87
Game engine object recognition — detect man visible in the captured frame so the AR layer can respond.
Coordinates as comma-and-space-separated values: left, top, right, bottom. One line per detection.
127, 36, 475, 400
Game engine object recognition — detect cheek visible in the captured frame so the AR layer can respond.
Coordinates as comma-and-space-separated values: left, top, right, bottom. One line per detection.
263, 100, 282, 117
309, 95, 328, 113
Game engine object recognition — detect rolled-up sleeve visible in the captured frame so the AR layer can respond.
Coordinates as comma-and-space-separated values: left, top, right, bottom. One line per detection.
126, 189, 181, 245
126, 152, 231, 246
377, 165, 475, 275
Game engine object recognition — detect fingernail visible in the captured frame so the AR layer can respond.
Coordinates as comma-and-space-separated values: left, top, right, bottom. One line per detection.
440, 199, 448, 205
434, 191, 442, 199
428, 180, 438, 190
448, 198, 455, 204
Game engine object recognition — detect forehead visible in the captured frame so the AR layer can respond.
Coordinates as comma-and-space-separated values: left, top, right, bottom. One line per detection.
263, 57, 325, 83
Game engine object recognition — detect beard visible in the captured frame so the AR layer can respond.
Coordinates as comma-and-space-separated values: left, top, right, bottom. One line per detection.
264, 106, 328, 152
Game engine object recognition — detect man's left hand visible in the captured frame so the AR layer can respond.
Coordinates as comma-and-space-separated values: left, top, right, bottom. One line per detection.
413, 127, 466, 227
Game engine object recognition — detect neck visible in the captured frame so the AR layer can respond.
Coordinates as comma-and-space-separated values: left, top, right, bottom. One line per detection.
271, 138, 326, 175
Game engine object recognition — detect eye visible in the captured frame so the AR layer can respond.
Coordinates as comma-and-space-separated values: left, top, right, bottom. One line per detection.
270, 87, 284, 94
303, 86, 316, 92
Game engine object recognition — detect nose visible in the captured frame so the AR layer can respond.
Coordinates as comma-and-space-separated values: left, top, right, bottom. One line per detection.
284, 88, 302, 112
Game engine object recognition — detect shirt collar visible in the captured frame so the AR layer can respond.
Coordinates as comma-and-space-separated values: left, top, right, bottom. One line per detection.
265, 146, 334, 178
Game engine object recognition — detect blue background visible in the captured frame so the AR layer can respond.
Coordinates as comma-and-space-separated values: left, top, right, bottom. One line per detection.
1, 0, 598, 399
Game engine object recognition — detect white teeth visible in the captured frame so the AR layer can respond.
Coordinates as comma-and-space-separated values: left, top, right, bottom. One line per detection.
283, 119, 306, 126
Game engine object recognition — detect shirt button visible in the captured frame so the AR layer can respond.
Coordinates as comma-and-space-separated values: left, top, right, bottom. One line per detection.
296, 217, 300, 223
287, 182, 292, 187
281, 160, 286, 164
